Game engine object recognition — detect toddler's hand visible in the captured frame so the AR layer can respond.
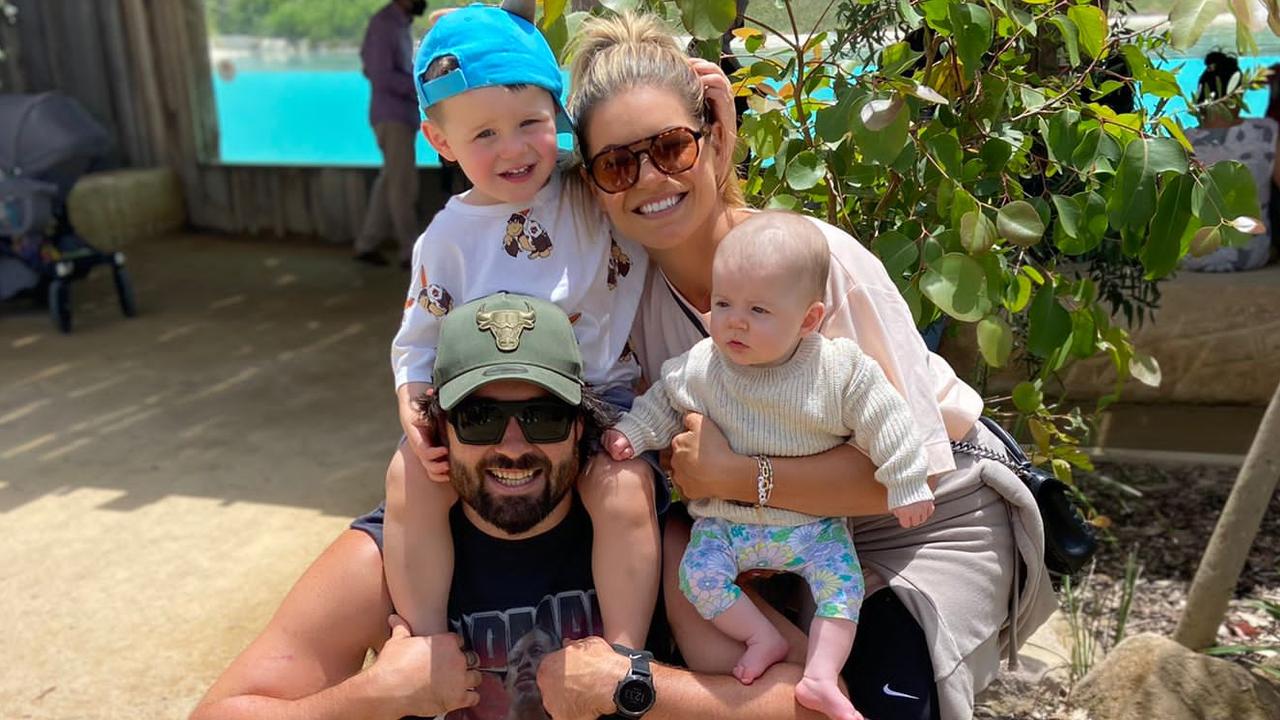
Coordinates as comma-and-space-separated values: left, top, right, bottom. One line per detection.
602, 430, 635, 462
398, 383, 449, 481
893, 500, 935, 528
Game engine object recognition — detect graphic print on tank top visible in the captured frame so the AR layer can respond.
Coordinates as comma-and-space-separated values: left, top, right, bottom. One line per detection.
443, 498, 599, 720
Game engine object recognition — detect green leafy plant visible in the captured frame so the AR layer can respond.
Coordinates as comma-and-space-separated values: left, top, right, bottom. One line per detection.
1061, 548, 1143, 684
542, 0, 1273, 485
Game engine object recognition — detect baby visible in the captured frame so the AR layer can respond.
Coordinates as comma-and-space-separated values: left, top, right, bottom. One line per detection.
603, 211, 935, 720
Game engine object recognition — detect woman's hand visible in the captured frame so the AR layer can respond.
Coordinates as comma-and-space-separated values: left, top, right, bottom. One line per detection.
686, 57, 739, 183
536, 636, 628, 720
669, 413, 754, 504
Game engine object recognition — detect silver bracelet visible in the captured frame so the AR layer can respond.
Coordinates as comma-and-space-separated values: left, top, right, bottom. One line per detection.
754, 454, 774, 508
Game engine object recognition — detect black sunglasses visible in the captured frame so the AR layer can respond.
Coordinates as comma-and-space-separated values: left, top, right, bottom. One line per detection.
448, 397, 578, 445
585, 126, 705, 193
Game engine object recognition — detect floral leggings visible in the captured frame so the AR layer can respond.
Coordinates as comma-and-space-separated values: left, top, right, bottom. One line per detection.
678, 515, 864, 622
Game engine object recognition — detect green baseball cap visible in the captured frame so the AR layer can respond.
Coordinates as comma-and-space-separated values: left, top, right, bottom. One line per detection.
434, 292, 584, 410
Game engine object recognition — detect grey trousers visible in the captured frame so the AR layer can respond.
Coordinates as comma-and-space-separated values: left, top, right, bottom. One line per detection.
356, 121, 419, 261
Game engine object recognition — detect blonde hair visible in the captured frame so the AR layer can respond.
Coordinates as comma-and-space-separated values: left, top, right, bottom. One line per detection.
567, 11, 744, 207
717, 212, 830, 302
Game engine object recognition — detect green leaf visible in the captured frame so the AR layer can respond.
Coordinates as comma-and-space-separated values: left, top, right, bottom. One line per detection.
766, 194, 800, 210
1189, 225, 1223, 257
1045, 110, 1081, 166
851, 96, 910, 165
1054, 192, 1108, 255
1049, 15, 1081, 67
978, 315, 1013, 367
1052, 458, 1072, 484
600, 0, 639, 11
898, 0, 924, 27
997, 201, 1045, 247
930, 133, 964, 177
815, 91, 857, 144
1071, 127, 1101, 170
1143, 173, 1196, 279
980, 138, 1013, 173
919, 253, 993, 322
881, 41, 923, 76
541, 0, 568, 26
1013, 381, 1043, 413
1027, 284, 1072, 358
1130, 352, 1162, 387
1108, 138, 1190, 231
679, 0, 738, 39
1070, 309, 1097, 358
1196, 160, 1263, 226
785, 150, 826, 190
873, 230, 919, 278
949, 3, 994, 81
1066, 4, 1108, 60
540, 12, 569, 62
961, 210, 997, 254
1170, 0, 1228, 50
1005, 274, 1033, 312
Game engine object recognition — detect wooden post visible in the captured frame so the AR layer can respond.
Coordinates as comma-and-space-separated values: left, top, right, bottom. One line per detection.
1174, 381, 1280, 649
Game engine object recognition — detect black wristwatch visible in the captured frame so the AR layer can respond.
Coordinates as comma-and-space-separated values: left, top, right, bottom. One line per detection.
610, 643, 656, 719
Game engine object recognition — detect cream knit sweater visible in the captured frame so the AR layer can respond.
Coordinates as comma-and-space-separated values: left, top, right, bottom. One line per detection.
614, 333, 931, 525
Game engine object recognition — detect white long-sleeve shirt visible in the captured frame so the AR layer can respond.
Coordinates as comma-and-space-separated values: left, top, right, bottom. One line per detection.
392, 172, 646, 390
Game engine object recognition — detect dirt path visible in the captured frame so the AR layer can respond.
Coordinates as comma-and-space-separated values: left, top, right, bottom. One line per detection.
0, 233, 407, 719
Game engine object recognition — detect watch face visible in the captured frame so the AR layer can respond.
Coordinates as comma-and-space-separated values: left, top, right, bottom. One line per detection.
618, 678, 655, 713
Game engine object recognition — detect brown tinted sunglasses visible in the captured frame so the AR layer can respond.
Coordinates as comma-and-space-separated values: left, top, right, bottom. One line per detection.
584, 126, 705, 193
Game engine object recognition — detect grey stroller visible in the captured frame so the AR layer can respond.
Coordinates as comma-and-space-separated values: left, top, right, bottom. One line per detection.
0, 92, 136, 332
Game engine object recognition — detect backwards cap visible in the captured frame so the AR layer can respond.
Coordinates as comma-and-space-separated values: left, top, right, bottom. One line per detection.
413, 3, 573, 133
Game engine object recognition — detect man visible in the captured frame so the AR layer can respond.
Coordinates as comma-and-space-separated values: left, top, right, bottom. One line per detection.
355, 0, 427, 268
190, 294, 827, 720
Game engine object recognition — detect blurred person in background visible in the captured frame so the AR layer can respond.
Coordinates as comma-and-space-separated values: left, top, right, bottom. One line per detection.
355, 0, 428, 269
1183, 51, 1278, 272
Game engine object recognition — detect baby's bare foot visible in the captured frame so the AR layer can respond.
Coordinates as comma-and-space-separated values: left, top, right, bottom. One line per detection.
731, 633, 789, 685
795, 675, 862, 720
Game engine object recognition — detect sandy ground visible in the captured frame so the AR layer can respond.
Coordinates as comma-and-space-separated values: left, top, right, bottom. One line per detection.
0, 233, 407, 719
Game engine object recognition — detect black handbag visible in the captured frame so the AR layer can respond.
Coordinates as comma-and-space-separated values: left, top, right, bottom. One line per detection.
953, 417, 1097, 577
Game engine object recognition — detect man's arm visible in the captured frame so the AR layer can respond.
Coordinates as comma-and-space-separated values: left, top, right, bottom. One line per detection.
537, 637, 831, 720
189, 530, 478, 720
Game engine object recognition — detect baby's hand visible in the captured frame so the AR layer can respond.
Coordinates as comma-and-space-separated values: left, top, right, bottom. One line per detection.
893, 500, 935, 528
602, 430, 635, 462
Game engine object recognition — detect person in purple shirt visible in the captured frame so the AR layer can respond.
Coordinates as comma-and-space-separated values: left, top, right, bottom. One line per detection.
355, 0, 428, 268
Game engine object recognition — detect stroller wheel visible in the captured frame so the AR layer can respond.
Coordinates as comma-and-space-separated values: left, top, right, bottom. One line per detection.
49, 279, 72, 333
113, 265, 137, 317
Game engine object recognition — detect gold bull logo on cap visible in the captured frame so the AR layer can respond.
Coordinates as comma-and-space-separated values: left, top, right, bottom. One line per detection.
475, 302, 536, 351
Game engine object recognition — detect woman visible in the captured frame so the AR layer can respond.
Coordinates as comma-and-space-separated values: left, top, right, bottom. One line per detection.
565, 13, 1056, 720
1183, 51, 1278, 272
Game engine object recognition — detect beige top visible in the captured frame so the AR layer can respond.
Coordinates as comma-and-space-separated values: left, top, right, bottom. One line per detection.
615, 334, 931, 524
630, 215, 983, 476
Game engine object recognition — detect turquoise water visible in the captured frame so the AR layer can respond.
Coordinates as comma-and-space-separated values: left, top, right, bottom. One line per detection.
211, 55, 1280, 166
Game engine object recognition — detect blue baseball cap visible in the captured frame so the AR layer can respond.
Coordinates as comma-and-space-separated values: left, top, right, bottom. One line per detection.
414, 4, 573, 134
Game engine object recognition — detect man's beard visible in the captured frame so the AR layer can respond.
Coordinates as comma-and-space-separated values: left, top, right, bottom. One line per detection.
450, 450, 578, 535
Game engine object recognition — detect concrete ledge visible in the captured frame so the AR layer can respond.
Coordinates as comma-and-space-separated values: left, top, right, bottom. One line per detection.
941, 264, 1280, 406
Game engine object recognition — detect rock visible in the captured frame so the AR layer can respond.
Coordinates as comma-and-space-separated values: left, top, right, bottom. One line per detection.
1072, 633, 1280, 720
1010, 609, 1075, 690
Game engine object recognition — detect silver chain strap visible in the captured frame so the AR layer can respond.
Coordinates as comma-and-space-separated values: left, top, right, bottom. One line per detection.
950, 440, 1024, 475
